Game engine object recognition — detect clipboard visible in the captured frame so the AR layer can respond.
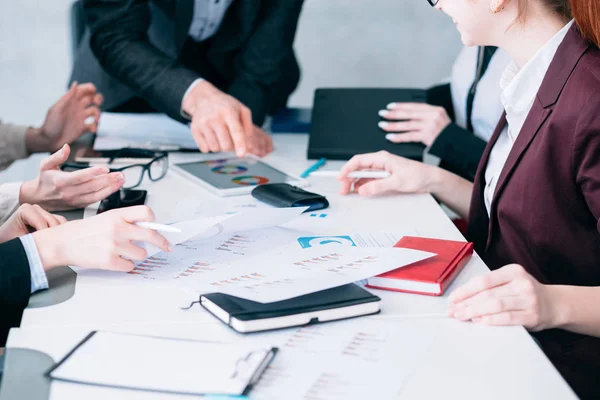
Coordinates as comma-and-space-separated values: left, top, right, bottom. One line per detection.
45, 331, 278, 397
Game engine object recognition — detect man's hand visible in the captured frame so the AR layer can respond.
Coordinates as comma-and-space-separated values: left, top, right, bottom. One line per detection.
0, 204, 66, 244
26, 82, 103, 154
20, 144, 125, 212
247, 126, 274, 157
182, 80, 272, 157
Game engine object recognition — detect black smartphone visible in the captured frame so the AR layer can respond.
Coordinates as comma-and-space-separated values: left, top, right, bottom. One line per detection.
97, 190, 148, 214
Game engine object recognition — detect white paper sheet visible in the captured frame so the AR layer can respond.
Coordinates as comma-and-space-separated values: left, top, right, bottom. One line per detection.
167, 195, 270, 223
49, 331, 274, 396
94, 113, 197, 151
245, 317, 440, 399
74, 208, 308, 284
193, 246, 434, 303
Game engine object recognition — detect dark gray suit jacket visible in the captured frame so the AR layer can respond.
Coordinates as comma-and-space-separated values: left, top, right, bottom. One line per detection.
71, 0, 304, 125
0, 239, 31, 346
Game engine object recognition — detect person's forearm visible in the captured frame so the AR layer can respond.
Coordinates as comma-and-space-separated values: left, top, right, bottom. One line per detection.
31, 228, 66, 272
24, 127, 47, 154
549, 285, 600, 337
425, 167, 473, 219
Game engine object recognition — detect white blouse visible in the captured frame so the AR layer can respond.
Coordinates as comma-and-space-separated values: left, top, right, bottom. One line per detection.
483, 20, 574, 215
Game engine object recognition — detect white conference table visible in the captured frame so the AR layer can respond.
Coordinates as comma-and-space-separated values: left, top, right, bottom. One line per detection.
3, 134, 576, 399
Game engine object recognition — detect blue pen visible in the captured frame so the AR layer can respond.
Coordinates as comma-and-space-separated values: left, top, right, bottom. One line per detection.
300, 157, 327, 178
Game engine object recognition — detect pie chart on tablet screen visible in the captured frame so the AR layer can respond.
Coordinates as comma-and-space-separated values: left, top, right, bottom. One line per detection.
231, 176, 270, 186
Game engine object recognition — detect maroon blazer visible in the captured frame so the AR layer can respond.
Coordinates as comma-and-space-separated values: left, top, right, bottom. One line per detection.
466, 25, 600, 399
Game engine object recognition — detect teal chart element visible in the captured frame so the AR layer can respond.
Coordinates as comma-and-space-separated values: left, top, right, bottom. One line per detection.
297, 235, 357, 249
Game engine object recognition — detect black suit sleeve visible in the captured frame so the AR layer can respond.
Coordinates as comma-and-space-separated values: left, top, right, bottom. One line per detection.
0, 239, 31, 346
227, 0, 304, 126
426, 83, 487, 181
429, 124, 487, 181
84, 0, 200, 121
426, 83, 455, 122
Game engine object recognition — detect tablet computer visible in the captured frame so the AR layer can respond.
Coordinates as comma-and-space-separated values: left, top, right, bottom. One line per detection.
172, 156, 308, 196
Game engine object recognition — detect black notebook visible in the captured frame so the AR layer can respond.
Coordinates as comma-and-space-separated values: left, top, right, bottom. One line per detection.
201, 284, 381, 333
308, 88, 428, 160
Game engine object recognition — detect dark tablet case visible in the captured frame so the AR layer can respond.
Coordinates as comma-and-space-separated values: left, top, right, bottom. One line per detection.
308, 88, 427, 160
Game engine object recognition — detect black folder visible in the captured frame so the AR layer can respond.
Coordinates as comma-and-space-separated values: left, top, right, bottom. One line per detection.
308, 88, 428, 160
201, 284, 381, 333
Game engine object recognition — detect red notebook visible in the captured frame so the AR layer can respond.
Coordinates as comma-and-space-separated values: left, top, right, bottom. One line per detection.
366, 236, 473, 296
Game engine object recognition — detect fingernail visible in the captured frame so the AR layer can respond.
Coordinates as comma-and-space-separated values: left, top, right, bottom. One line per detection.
378, 121, 389, 128
386, 102, 397, 110
385, 134, 397, 141
378, 110, 389, 117
117, 172, 125, 181
454, 311, 464, 319
84, 116, 95, 126
168, 245, 173, 252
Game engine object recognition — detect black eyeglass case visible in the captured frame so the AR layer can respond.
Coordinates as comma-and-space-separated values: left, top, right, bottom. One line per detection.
251, 183, 329, 212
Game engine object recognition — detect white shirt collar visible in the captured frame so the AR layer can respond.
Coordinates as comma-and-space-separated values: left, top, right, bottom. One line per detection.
499, 20, 574, 141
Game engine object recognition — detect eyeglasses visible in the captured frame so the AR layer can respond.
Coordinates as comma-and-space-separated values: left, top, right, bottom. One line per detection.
61, 148, 169, 189
427, 0, 439, 6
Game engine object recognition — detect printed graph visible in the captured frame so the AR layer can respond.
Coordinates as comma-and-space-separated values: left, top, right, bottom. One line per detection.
297, 236, 357, 249
174, 261, 216, 280
128, 257, 169, 278
215, 234, 255, 254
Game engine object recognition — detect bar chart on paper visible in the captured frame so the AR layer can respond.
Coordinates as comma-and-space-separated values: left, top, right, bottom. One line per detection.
117, 227, 306, 287
250, 318, 441, 400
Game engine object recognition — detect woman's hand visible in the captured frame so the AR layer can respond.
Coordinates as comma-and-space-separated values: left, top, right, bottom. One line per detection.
379, 103, 451, 147
0, 204, 67, 243
19, 144, 125, 211
338, 151, 439, 196
26, 82, 103, 154
448, 264, 562, 331
32, 206, 172, 272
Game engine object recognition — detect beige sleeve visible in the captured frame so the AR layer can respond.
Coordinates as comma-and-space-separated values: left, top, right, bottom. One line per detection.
0, 182, 22, 224
0, 120, 30, 172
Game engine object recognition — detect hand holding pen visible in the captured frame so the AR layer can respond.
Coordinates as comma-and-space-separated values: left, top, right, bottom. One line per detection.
337, 151, 439, 197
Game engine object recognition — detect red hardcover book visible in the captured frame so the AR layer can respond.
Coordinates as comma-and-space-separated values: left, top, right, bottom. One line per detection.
366, 236, 473, 296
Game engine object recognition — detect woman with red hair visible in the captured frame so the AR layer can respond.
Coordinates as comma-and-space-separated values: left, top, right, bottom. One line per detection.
338, 0, 600, 397
571, 0, 600, 46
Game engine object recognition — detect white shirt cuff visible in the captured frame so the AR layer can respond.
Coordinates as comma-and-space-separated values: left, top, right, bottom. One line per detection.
180, 78, 205, 120
19, 233, 49, 294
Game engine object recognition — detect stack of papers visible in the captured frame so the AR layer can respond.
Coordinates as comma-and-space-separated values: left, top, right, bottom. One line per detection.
94, 113, 197, 151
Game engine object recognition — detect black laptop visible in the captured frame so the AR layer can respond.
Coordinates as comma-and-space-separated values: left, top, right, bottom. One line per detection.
307, 88, 427, 160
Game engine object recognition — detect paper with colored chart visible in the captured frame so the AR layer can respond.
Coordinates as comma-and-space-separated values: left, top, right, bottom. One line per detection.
194, 246, 434, 303
74, 207, 307, 283
145, 206, 308, 257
